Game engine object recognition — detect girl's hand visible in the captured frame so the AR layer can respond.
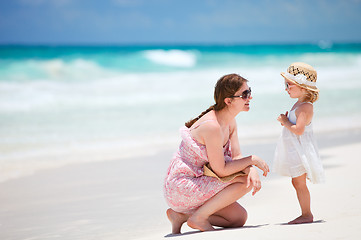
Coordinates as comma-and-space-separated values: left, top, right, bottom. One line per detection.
277, 111, 288, 126
247, 167, 261, 196
251, 155, 269, 177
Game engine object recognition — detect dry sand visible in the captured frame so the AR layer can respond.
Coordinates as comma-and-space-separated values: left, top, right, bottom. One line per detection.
1, 129, 361, 240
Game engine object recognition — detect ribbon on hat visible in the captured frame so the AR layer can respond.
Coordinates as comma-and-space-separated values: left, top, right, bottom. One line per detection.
284, 72, 316, 87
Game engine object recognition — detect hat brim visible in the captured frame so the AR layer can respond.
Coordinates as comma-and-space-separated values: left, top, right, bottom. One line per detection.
281, 72, 319, 92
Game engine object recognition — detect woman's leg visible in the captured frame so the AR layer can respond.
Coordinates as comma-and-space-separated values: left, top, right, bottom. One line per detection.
187, 176, 252, 231
289, 173, 313, 224
166, 208, 189, 234
167, 199, 247, 233
209, 202, 247, 228
167, 202, 247, 234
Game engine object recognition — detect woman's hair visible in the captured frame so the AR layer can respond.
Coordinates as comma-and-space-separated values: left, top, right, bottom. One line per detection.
301, 89, 319, 103
185, 73, 248, 128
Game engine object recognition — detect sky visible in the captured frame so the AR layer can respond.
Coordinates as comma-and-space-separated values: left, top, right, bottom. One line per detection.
0, 0, 361, 45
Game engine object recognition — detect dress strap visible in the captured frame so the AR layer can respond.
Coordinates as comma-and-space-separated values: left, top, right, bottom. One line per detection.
291, 102, 313, 112
190, 120, 216, 131
289, 102, 313, 125
300, 102, 313, 107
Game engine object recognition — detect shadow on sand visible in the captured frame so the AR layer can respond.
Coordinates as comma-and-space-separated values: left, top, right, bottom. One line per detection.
164, 224, 269, 238
276, 219, 326, 226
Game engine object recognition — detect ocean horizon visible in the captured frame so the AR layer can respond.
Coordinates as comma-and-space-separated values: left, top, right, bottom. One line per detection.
1, 42, 361, 182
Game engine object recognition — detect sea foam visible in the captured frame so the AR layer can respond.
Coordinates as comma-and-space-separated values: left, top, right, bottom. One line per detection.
143, 49, 197, 67
1, 45, 361, 182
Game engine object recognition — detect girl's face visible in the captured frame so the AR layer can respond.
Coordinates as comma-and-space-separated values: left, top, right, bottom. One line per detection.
284, 79, 305, 99
228, 83, 253, 112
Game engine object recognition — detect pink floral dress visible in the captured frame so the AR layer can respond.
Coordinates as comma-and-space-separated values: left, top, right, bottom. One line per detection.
163, 125, 234, 214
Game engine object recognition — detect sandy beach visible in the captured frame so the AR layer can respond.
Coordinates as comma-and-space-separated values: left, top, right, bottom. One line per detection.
1, 128, 361, 240
1, 2, 361, 239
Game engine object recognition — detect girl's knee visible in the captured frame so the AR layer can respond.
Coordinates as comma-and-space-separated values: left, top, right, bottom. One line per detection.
291, 177, 307, 189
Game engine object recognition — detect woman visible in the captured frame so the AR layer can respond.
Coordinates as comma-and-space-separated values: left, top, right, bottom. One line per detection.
164, 73, 269, 233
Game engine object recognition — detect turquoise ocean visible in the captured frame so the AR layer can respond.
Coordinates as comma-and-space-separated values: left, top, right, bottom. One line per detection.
1, 43, 361, 181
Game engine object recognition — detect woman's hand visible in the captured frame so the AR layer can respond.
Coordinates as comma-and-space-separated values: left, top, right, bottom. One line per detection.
242, 166, 251, 175
277, 111, 288, 126
251, 155, 269, 177
247, 167, 261, 196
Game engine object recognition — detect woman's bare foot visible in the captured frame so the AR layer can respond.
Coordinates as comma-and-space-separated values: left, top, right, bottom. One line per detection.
166, 208, 188, 234
288, 214, 313, 224
187, 214, 215, 232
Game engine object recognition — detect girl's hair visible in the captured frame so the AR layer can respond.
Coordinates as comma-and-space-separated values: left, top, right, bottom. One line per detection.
185, 73, 248, 128
301, 89, 319, 103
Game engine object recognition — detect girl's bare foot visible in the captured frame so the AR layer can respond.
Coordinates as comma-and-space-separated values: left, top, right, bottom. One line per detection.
288, 214, 313, 224
166, 208, 188, 234
187, 215, 215, 232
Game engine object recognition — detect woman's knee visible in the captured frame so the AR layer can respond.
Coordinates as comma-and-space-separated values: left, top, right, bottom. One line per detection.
231, 181, 252, 195
231, 176, 248, 185
230, 204, 248, 227
231, 177, 253, 193
213, 202, 248, 228
236, 210, 248, 227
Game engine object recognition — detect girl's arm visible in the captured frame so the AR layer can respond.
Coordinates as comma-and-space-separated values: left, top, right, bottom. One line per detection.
278, 103, 313, 135
202, 122, 269, 177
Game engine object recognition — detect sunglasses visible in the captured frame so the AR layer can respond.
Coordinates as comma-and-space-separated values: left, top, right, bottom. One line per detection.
231, 87, 252, 100
285, 82, 294, 90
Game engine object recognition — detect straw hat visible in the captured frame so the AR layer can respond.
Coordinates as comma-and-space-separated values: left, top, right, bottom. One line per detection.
281, 62, 319, 92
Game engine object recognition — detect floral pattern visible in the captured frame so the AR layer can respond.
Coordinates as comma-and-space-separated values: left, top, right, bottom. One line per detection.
164, 126, 234, 214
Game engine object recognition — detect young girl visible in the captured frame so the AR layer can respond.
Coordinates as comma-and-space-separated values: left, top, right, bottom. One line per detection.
273, 62, 325, 224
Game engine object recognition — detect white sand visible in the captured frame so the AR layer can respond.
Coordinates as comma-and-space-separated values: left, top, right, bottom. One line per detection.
163, 141, 361, 240
1, 130, 361, 240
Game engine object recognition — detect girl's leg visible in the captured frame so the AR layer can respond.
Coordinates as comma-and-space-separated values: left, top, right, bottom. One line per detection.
187, 176, 252, 231
289, 173, 313, 224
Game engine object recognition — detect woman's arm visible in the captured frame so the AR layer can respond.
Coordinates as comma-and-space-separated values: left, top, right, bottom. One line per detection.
229, 119, 242, 160
227, 119, 269, 177
203, 122, 269, 177
247, 167, 261, 195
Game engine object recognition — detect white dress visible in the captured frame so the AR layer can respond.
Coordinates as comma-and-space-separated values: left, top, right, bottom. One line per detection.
273, 104, 325, 184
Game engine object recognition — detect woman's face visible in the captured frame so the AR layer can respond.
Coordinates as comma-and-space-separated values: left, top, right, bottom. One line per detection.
229, 83, 252, 112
